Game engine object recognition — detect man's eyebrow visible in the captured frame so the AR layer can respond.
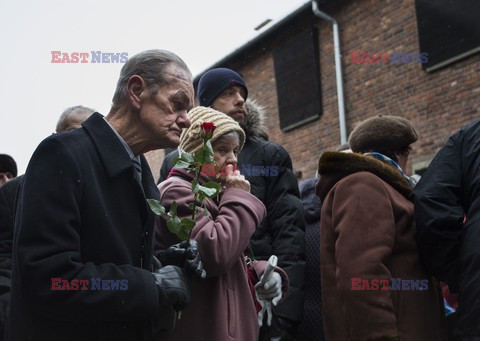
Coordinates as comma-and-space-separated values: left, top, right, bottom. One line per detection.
172, 90, 193, 109
172, 89, 190, 100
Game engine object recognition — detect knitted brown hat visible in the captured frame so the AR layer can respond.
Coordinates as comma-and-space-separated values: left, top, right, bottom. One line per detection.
348, 115, 418, 153
179, 106, 246, 154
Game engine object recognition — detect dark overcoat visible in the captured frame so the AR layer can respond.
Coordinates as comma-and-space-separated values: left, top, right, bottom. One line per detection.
414, 119, 480, 337
6, 113, 163, 340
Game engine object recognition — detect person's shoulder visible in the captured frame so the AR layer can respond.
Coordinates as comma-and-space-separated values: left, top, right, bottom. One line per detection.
248, 139, 290, 157
158, 175, 193, 196
0, 175, 23, 194
337, 171, 384, 190
449, 119, 480, 143
462, 118, 480, 131
165, 149, 179, 159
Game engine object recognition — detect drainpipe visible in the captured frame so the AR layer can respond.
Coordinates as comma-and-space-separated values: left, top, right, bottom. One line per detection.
311, 0, 347, 144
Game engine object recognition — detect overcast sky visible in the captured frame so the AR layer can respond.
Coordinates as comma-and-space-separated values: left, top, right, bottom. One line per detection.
0, 0, 309, 174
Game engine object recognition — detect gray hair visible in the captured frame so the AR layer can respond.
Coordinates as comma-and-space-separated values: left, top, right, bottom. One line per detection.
56, 105, 95, 133
221, 131, 241, 141
111, 49, 192, 109
216, 131, 245, 151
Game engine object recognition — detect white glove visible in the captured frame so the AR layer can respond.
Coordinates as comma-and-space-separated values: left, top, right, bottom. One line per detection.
255, 271, 282, 326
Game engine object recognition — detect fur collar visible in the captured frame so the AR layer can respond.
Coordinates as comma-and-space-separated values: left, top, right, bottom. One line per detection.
315, 151, 413, 202
241, 99, 269, 141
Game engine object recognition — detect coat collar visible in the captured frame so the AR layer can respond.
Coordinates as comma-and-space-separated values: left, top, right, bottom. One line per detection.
242, 99, 269, 141
82, 112, 133, 178
316, 151, 413, 202
82, 112, 159, 201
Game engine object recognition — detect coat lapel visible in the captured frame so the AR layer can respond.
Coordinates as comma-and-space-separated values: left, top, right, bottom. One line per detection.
82, 113, 133, 178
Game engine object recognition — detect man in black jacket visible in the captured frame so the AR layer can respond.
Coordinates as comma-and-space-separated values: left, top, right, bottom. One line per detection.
413, 119, 480, 340
159, 68, 305, 340
0, 105, 95, 341
6, 50, 204, 341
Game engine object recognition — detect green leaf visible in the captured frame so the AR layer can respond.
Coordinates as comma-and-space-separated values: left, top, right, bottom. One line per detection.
203, 206, 209, 216
188, 202, 196, 211
181, 152, 195, 163
177, 227, 189, 241
205, 140, 213, 154
203, 181, 221, 191
166, 216, 181, 234
192, 179, 199, 193
173, 159, 191, 169
147, 199, 166, 216
181, 218, 195, 229
198, 182, 221, 198
167, 201, 178, 217
194, 149, 213, 164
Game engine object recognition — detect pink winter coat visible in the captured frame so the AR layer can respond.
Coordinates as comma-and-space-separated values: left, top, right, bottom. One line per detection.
155, 169, 288, 341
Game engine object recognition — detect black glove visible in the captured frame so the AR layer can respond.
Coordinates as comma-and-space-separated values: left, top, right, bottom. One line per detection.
156, 239, 206, 279
152, 265, 191, 311
260, 316, 298, 341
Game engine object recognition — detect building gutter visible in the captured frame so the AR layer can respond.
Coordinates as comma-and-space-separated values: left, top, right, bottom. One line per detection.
311, 0, 347, 144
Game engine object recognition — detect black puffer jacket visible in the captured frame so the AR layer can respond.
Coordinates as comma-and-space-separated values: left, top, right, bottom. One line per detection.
159, 100, 306, 327
297, 178, 324, 341
413, 119, 480, 337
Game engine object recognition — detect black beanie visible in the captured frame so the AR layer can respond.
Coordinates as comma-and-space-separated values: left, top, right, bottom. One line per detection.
197, 68, 248, 107
0, 154, 17, 178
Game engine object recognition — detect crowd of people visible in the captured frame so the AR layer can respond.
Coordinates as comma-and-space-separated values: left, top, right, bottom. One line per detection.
0, 48, 478, 340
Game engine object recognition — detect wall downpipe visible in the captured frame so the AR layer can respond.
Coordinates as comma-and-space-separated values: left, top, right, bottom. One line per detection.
311, 0, 347, 144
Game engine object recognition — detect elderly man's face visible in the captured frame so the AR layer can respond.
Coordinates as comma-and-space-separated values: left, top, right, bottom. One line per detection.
139, 63, 194, 149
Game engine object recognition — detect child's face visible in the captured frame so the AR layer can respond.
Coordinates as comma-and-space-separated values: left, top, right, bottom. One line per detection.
212, 134, 240, 179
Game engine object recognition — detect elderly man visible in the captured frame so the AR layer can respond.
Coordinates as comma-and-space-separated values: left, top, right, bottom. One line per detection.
6, 50, 203, 340
316, 115, 447, 341
55, 105, 95, 133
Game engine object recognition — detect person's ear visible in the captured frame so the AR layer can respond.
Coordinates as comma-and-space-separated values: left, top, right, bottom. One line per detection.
127, 75, 147, 110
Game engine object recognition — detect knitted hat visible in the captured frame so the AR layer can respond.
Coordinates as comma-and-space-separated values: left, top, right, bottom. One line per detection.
348, 115, 418, 153
0, 154, 17, 177
197, 68, 248, 107
179, 106, 246, 154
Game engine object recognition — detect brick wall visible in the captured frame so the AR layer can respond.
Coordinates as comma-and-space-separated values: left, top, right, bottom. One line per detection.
147, 0, 480, 181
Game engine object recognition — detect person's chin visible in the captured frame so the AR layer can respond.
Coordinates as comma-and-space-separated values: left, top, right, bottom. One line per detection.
230, 113, 245, 123
164, 136, 180, 149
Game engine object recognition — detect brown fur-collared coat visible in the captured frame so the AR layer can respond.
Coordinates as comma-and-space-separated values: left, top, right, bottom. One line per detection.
316, 152, 447, 341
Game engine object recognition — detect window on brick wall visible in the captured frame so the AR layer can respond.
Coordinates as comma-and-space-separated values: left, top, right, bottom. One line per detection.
273, 27, 322, 132
415, 0, 480, 72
